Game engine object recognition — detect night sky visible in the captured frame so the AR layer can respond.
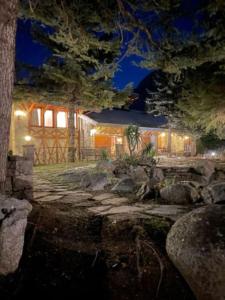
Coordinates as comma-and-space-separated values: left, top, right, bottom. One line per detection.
16, 20, 150, 91
16, 0, 199, 91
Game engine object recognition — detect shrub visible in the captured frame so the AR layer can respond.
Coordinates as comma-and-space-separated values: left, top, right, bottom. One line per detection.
142, 142, 156, 158
99, 148, 109, 161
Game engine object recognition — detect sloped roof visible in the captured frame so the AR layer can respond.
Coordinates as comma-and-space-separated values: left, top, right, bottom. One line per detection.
86, 109, 167, 128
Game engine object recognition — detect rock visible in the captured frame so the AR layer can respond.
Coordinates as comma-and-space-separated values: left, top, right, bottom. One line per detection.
152, 167, 164, 182
130, 166, 149, 183
81, 172, 110, 191
160, 182, 199, 204
93, 193, 115, 201
201, 182, 225, 204
99, 205, 143, 216
166, 205, 225, 300
211, 169, 225, 182
136, 181, 157, 201
90, 173, 110, 191
111, 177, 136, 193
101, 197, 129, 206
36, 194, 63, 202
80, 173, 92, 188
192, 160, 216, 183
96, 160, 115, 174
112, 160, 130, 178
58, 169, 90, 185
144, 204, 192, 221
0, 195, 32, 275
110, 157, 156, 181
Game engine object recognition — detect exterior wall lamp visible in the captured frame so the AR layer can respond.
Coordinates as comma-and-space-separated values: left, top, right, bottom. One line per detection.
15, 110, 26, 117
90, 128, 97, 136
24, 135, 32, 142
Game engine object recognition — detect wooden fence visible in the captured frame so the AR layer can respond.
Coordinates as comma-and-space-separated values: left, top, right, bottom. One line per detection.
34, 146, 113, 165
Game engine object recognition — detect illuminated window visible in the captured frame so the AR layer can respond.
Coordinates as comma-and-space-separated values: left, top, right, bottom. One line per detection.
44, 110, 53, 127
31, 108, 42, 126
74, 113, 77, 128
57, 111, 67, 128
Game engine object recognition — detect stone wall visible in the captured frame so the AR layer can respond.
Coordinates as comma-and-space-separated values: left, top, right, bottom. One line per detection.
6, 155, 33, 201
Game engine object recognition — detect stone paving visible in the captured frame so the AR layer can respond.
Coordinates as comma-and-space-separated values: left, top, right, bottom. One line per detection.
33, 174, 193, 222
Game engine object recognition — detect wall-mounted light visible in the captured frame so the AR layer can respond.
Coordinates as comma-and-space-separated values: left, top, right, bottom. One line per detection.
90, 128, 97, 136
184, 136, 189, 140
15, 110, 26, 117
160, 132, 166, 137
24, 135, 32, 142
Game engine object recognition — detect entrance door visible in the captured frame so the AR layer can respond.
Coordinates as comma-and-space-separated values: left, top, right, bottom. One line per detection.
95, 135, 112, 155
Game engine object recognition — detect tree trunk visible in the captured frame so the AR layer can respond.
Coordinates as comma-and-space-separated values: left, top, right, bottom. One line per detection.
0, 0, 18, 193
67, 98, 76, 162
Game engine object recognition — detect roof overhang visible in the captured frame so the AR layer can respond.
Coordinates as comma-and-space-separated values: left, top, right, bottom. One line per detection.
79, 114, 97, 125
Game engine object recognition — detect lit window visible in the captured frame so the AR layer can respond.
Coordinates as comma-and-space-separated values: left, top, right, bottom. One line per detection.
57, 111, 67, 128
44, 110, 53, 127
74, 113, 77, 128
31, 108, 41, 126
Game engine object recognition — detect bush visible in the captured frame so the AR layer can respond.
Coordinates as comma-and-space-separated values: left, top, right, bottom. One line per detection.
99, 149, 109, 161
142, 142, 156, 158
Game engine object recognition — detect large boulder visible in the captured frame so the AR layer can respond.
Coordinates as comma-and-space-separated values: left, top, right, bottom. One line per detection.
111, 177, 137, 193
0, 195, 32, 275
152, 167, 164, 182
201, 182, 225, 204
130, 165, 149, 183
81, 172, 111, 191
160, 182, 200, 205
166, 205, 225, 300
96, 160, 115, 174
192, 160, 216, 183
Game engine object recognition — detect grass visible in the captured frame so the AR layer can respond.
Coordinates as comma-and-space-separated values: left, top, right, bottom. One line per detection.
34, 161, 96, 186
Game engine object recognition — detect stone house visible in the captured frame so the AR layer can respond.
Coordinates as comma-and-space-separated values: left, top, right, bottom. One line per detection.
9, 103, 196, 165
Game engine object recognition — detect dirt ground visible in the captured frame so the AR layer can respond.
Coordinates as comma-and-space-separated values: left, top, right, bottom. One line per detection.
0, 200, 195, 300
0, 159, 202, 299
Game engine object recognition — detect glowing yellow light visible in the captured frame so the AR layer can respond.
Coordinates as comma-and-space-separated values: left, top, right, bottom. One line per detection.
15, 110, 26, 117
160, 132, 166, 137
24, 135, 32, 142
184, 136, 189, 140
90, 128, 97, 136
116, 137, 122, 144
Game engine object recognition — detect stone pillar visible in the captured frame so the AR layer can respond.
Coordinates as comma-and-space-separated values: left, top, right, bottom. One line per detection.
7, 155, 33, 201
23, 144, 35, 163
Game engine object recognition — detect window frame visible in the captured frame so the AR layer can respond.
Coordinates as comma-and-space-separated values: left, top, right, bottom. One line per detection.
29, 106, 78, 129
30, 107, 43, 127
56, 110, 68, 128
43, 109, 54, 128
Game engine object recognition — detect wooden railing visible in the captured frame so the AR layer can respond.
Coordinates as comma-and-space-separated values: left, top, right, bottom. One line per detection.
34, 146, 113, 165
34, 146, 68, 165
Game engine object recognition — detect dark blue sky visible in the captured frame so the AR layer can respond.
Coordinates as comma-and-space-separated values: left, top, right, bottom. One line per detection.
113, 55, 150, 90
16, 0, 200, 91
16, 20, 150, 90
